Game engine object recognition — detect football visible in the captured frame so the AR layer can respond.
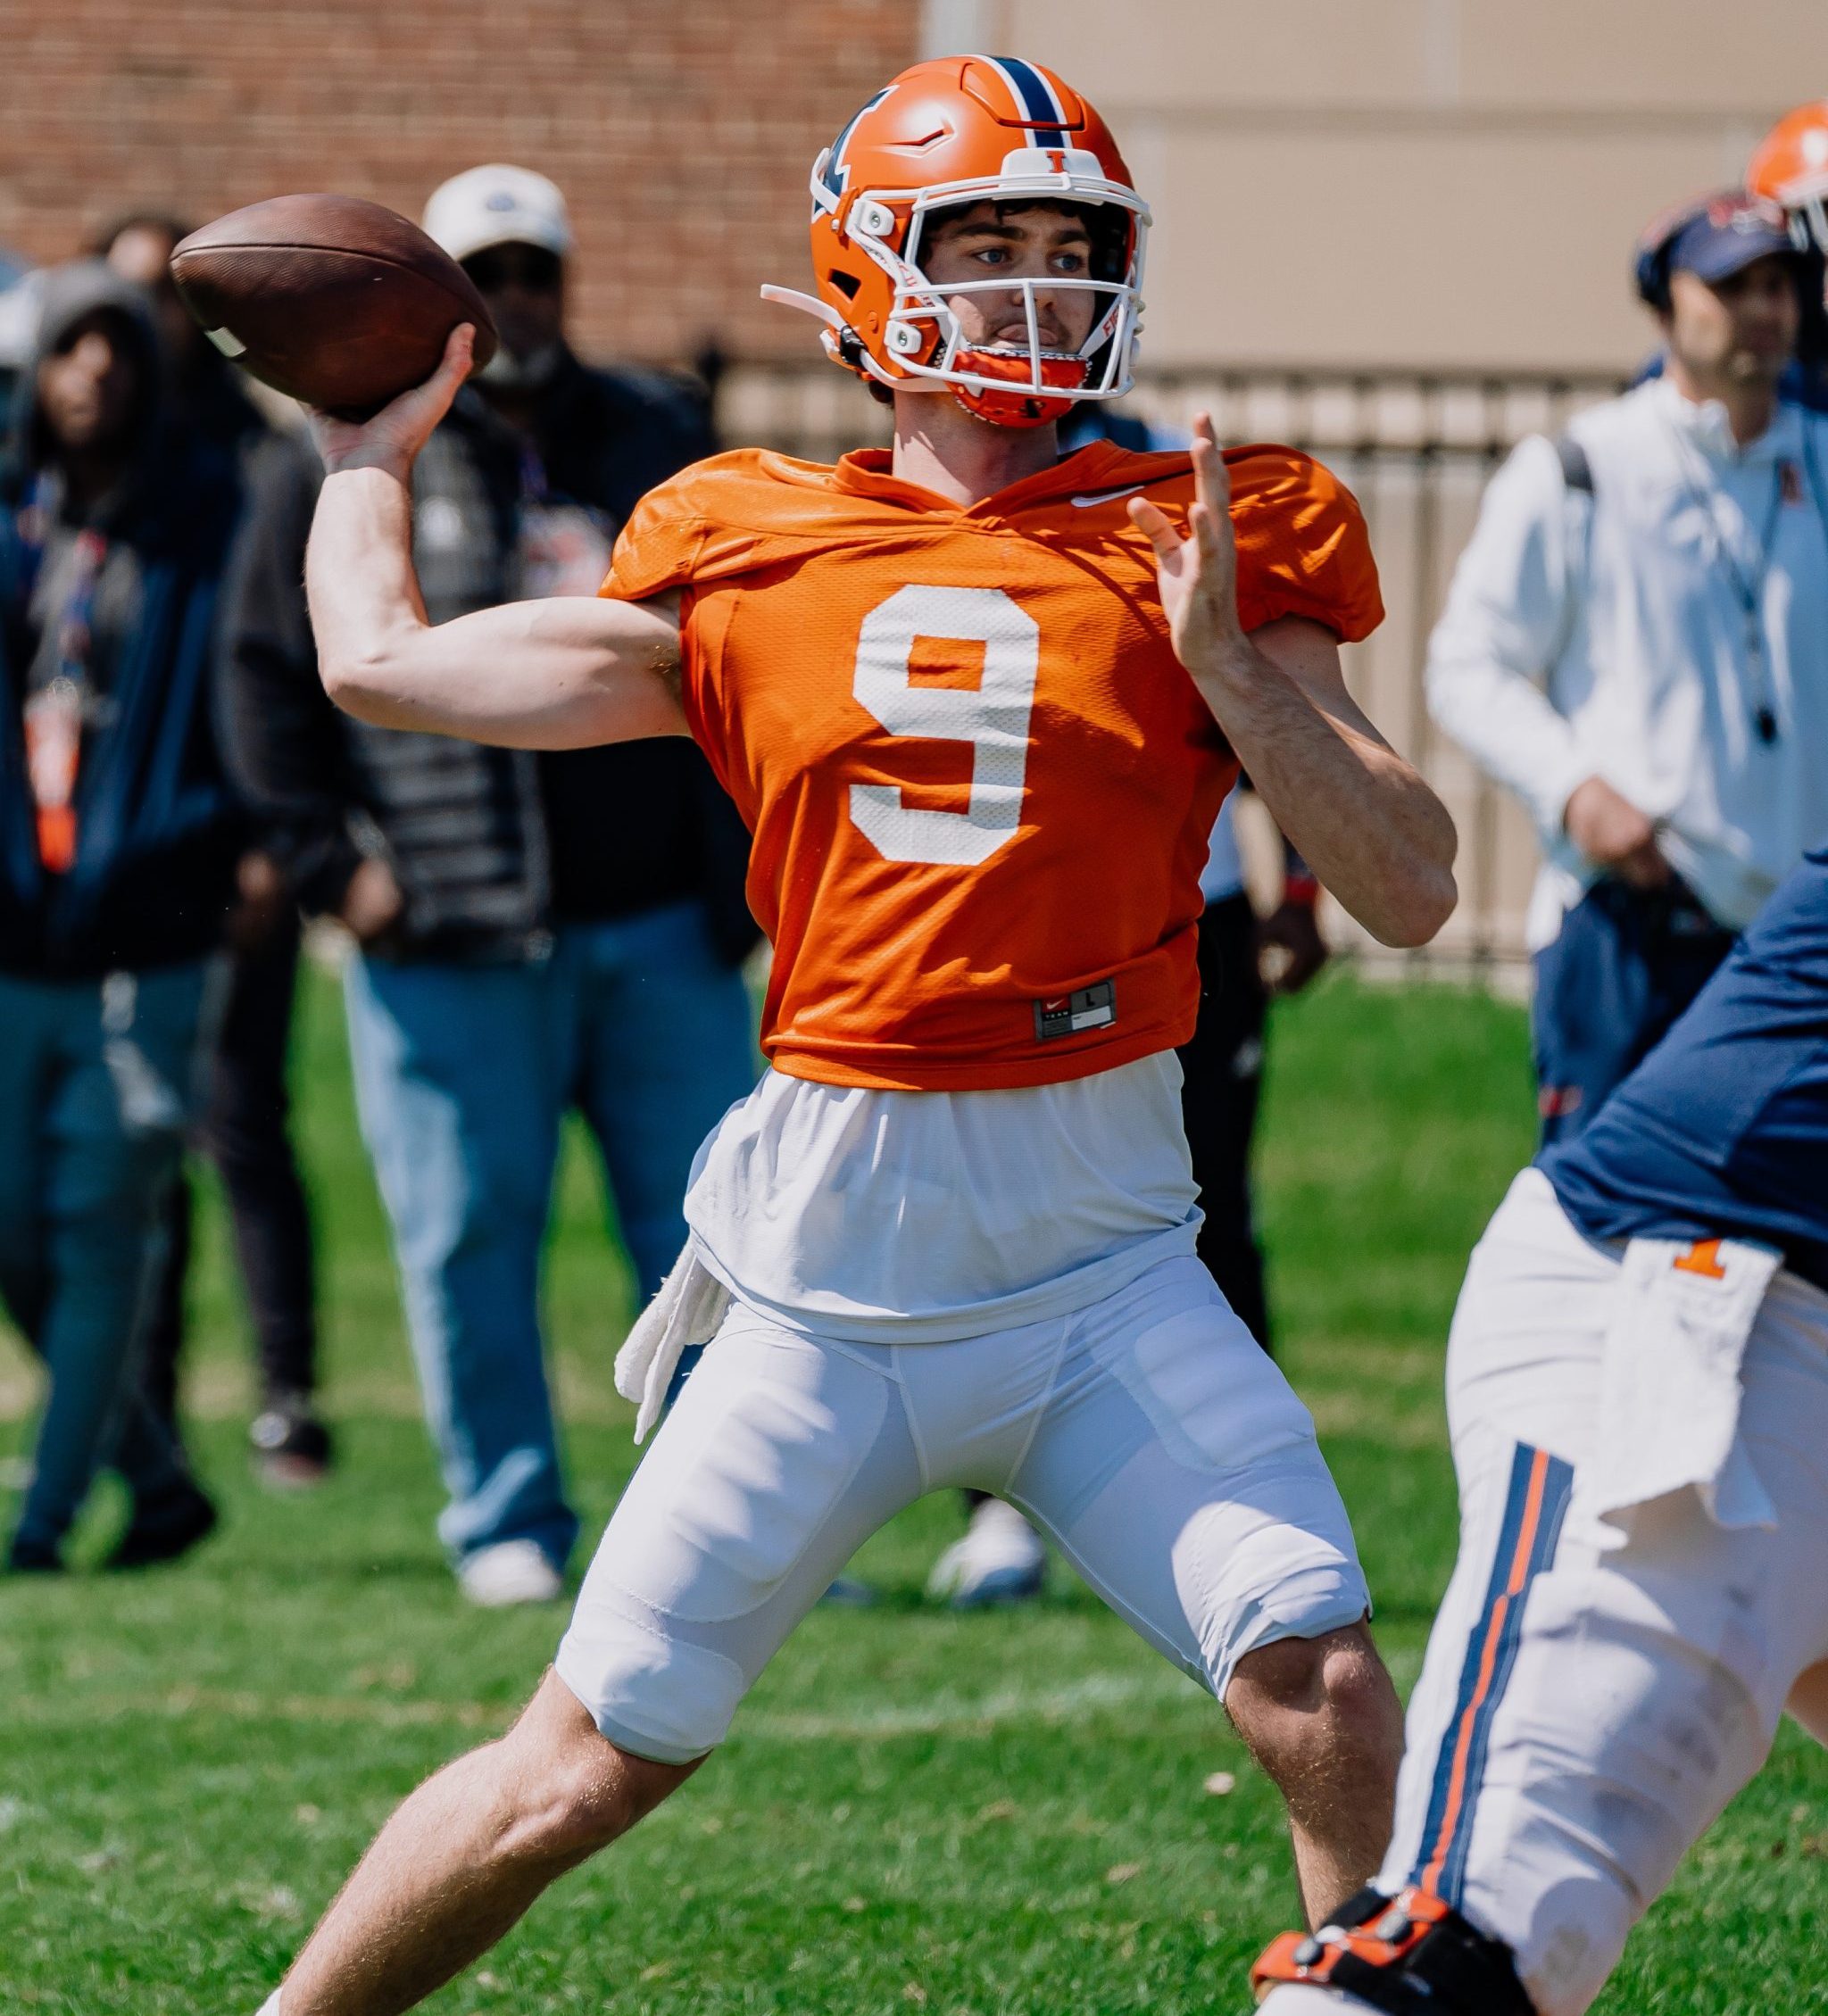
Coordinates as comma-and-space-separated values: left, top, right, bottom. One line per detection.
168, 194, 498, 417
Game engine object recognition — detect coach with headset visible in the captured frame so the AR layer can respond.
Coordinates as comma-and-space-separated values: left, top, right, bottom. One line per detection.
1427, 190, 1828, 1141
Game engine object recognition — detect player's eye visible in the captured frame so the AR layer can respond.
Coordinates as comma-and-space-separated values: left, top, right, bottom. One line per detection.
974, 245, 1012, 267
1051, 251, 1088, 273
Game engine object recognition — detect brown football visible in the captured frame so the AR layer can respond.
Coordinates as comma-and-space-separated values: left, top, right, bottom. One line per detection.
169, 195, 498, 418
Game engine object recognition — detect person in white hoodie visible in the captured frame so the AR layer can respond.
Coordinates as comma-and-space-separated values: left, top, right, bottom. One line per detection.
1426, 190, 1828, 1141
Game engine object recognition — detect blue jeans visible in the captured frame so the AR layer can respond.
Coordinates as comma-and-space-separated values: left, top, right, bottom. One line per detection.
344, 901, 757, 1570
0, 962, 214, 1556
1532, 878, 1736, 1146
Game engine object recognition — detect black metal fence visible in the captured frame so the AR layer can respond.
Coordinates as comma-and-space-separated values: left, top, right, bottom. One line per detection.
708, 358, 1627, 975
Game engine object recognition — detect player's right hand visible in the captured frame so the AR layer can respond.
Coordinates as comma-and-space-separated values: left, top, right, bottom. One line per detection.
308, 323, 476, 479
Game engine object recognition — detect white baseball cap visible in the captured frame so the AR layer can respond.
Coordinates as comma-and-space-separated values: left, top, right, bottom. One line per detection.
422, 164, 574, 267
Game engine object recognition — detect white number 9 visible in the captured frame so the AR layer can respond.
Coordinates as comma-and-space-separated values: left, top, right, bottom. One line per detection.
848, 584, 1040, 867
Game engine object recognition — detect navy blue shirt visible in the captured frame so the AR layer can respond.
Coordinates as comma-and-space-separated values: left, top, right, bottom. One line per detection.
1541, 846, 1828, 1290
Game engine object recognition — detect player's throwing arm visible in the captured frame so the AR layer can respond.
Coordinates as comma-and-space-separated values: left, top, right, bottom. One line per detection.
305, 325, 686, 750
1130, 418, 1458, 949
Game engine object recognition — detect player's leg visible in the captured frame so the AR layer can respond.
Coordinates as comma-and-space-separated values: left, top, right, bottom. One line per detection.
1256, 1176, 1828, 2016
270, 1671, 694, 2016
1007, 1253, 1400, 1923
266, 1304, 927, 2013
1786, 1657, 1828, 1746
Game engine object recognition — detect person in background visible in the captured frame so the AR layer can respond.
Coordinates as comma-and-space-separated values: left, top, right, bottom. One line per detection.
95, 213, 267, 453
1428, 192, 1828, 1143
0, 261, 250, 1572
223, 165, 758, 1605
0, 250, 39, 436
1632, 104, 1828, 413
91, 212, 330, 1487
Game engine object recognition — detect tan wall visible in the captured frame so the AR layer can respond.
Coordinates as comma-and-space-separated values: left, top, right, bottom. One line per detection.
931, 0, 1827, 371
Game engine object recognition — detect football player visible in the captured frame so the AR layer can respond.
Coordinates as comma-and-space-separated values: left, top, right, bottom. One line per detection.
253, 56, 1457, 2015
1748, 99, 1828, 413
1251, 844, 1828, 2014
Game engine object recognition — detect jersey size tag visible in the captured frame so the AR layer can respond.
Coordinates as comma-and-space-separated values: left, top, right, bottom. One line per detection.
1034, 980, 1116, 1041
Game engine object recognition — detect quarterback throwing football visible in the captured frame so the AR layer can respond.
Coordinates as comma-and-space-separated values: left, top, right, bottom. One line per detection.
259, 57, 1457, 2015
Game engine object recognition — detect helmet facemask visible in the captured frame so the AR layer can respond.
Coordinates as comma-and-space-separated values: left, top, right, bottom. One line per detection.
881, 195, 1136, 426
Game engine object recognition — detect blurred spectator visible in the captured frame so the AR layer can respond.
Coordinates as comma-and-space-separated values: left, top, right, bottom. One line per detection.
1178, 797, 1327, 1348
92, 213, 331, 1488
94, 212, 267, 453
1429, 193, 1828, 1143
0, 261, 251, 1572
224, 166, 758, 1605
0, 249, 38, 436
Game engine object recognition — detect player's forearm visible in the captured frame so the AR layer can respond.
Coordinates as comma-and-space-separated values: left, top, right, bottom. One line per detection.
305, 460, 687, 750
1196, 642, 1458, 948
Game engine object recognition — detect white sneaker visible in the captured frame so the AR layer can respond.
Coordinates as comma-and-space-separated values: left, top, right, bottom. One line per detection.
457, 1539, 564, 1607
926, 1498, 1045, 1607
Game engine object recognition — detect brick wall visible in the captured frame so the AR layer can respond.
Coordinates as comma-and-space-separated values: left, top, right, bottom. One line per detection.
0, 0, 916, 369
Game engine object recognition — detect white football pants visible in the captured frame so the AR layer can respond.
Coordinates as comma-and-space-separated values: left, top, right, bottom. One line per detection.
1377, 1170, 1828, 2016
556, 1254, 1369, 1763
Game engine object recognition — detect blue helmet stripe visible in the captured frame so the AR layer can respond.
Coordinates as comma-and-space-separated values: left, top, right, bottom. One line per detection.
822, 86, 893, 199
989, 54, 1067, 137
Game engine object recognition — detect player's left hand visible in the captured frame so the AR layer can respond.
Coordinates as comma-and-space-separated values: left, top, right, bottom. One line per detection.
1127, 412, 1247, 677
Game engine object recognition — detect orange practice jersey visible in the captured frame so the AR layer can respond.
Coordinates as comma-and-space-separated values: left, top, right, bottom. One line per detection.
602, 437, 1383, 1091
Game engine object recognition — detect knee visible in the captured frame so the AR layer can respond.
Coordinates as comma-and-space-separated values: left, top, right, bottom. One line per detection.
496, 1671, 695, 1869
1228, 1623, 1404, 1784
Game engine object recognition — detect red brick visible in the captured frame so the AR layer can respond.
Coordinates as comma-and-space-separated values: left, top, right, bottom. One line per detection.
1, 0, 915, 365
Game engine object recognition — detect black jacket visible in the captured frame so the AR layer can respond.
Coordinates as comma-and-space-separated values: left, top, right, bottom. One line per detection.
0, 261, 246, 978
223, 349, 756, 964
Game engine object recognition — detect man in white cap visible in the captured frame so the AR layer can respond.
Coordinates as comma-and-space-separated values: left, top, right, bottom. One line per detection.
421, 165, 576, 413
221, 163, 759, 1605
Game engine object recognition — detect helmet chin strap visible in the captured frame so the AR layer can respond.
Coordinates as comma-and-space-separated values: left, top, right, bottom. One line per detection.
948, 347, 1088, 428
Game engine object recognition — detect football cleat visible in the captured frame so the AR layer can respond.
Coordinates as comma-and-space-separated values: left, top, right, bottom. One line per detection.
1251, 1886, 1533, 2016
763, 54, 1148, 427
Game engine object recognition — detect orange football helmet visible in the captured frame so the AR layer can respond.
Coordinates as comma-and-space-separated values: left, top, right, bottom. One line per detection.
762, 54, 1149, 427
1749, 100, 1828, 252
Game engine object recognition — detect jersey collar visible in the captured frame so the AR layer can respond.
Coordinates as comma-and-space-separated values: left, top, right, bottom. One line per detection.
830, 439, 1171, 520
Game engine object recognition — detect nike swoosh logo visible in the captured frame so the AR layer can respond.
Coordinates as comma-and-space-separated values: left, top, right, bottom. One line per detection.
1069, 483, 1150, 508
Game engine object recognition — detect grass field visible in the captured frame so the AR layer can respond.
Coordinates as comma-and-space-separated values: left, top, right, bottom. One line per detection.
3, 965, 1824, 2014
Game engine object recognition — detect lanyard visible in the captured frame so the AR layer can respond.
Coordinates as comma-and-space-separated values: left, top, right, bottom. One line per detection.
1665, 424, 1791, 744
14, 477, 110, 871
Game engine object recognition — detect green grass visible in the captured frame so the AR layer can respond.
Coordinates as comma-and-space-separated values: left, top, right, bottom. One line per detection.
2, 967, 1824, 2014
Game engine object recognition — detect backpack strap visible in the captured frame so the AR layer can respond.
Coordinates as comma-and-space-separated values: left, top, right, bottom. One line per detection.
1554, 432, 1594, 495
